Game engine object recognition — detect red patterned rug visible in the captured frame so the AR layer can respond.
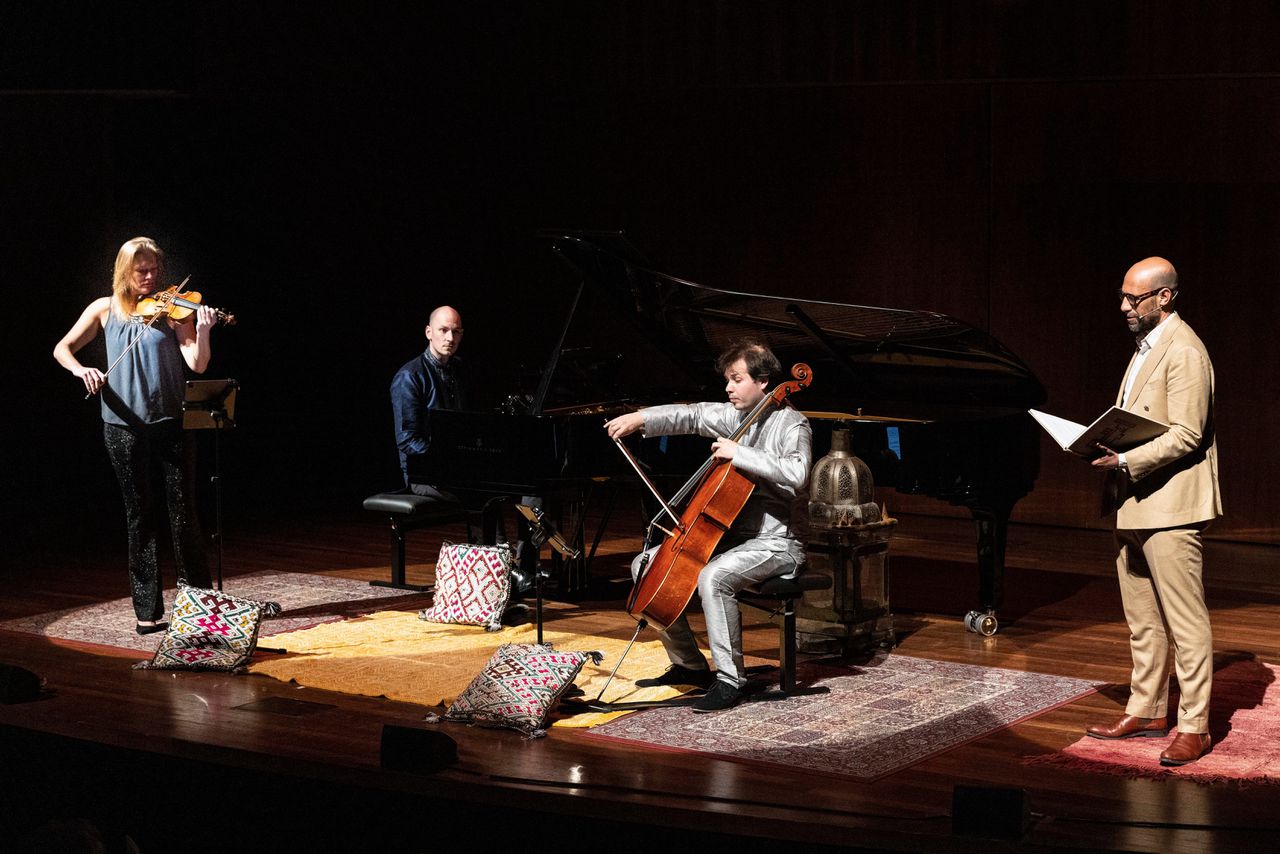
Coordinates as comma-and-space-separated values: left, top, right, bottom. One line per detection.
1026, 652, 1280, 785
581, 653, 1101, 781
0, 570, 428, 653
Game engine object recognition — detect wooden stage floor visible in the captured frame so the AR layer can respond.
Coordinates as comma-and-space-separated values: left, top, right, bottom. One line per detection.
3, 509, 1280, 853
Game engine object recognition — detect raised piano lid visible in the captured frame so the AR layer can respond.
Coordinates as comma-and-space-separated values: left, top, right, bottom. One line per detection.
539, 230, 1046, 422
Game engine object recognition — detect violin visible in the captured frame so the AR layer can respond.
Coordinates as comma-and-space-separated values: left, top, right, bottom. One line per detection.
83, 278, 236, 400
135, 283, 236, 326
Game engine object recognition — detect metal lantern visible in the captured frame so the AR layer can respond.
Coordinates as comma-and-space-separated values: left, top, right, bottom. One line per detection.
808, 427, 881, 529
798, 426, 897, 654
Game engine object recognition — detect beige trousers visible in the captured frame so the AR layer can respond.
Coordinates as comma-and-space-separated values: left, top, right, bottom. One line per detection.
1115, 525, 1212, 733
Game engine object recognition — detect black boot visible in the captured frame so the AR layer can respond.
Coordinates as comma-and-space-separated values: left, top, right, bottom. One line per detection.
635, 664, 715, 690
692, 680, 745, 712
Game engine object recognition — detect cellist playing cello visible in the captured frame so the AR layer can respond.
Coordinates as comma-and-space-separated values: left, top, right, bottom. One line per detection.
604, 339, 812, 711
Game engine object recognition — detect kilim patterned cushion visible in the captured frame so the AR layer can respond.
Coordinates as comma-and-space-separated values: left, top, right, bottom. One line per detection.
417, 542, 514, 631
441, 643, 603, 737
134, 584, 282, 672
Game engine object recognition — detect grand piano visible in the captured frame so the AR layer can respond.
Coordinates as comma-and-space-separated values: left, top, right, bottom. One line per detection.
410, 230, 1046, 623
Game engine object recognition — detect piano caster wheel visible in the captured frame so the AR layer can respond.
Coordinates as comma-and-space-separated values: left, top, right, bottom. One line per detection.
964, 610, 998, 637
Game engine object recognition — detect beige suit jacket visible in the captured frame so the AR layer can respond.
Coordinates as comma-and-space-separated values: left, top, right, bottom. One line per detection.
1114, 314, 1222, 529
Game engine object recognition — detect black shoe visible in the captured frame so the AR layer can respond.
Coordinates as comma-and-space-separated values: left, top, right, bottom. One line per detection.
692, 680, 744, 713
635, 665, 716, 689
135, 621, 169, 636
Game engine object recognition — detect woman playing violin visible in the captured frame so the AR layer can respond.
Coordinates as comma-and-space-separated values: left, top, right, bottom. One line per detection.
604, 339, 812, 711
53, 237, 216, 634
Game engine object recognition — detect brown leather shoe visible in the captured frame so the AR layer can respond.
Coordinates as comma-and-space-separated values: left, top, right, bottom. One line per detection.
1160, 732, 1212, 766
1085, 715, 1169, 740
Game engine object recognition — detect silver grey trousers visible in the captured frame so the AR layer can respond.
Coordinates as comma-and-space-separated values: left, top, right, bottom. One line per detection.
631, 538, 802, 688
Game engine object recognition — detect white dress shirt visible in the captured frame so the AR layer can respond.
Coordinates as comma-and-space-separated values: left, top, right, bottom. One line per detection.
1119, 312, 1177, 468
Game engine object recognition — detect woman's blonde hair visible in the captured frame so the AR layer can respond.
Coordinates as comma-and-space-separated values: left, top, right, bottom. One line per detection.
110, 237, 165, 319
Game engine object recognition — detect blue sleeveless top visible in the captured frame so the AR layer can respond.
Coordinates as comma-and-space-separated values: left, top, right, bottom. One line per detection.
101, 310, 186, 427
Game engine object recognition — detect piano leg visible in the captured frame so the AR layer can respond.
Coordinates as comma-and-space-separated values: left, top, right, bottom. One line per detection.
548, 489, 590, 598
585, 482, 618, 570
479, 496, 510, 546
971, 504, 1012, 625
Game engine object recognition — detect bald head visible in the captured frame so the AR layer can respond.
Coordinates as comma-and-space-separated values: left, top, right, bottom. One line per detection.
425, 305, 463, 363
1119, 257, 1178, 337
1125, 257, 1179, 293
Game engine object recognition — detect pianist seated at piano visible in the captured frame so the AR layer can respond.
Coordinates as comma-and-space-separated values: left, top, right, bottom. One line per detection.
604, 339, 812, 712
391, 305, 466, 501
391, 306, 539, 603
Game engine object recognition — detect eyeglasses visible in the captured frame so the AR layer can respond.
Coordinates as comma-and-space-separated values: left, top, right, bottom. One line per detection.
1117, 287, 1168, 309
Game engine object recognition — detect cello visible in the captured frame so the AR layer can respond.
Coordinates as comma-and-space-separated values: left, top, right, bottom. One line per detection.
620, 362, 813, 629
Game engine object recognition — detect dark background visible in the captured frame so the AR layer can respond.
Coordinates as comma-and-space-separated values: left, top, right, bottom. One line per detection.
4, 1, 1278, 556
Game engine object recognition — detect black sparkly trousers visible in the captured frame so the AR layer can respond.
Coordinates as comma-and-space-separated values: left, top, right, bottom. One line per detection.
103, 421, 211, 621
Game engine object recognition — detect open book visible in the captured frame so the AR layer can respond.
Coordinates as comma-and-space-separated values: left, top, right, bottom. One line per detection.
1029, 407, 1169, 458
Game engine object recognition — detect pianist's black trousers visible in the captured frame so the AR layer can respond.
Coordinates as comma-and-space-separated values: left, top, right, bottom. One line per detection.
104, 421, 210, 621
409, 482, 462, 504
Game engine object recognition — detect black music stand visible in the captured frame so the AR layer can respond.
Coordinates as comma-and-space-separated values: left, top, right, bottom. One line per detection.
183, 379, 238, 591
513, 503, 579, 645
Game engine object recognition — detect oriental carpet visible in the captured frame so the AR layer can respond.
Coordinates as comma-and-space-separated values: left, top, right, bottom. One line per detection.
1026, 652, 1280, 786
0, 570, 425, 653
583, 653, 1101, 781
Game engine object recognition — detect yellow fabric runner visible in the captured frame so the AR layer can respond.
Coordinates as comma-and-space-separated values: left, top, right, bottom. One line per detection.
252, 611, 695, 727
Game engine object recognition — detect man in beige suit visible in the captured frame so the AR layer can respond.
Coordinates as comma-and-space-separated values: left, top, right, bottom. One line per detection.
1086, 256, 1222, 766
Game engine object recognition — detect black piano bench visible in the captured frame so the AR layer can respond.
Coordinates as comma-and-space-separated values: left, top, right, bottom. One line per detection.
737, 568, 833, 696
362, 491, 470, 592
